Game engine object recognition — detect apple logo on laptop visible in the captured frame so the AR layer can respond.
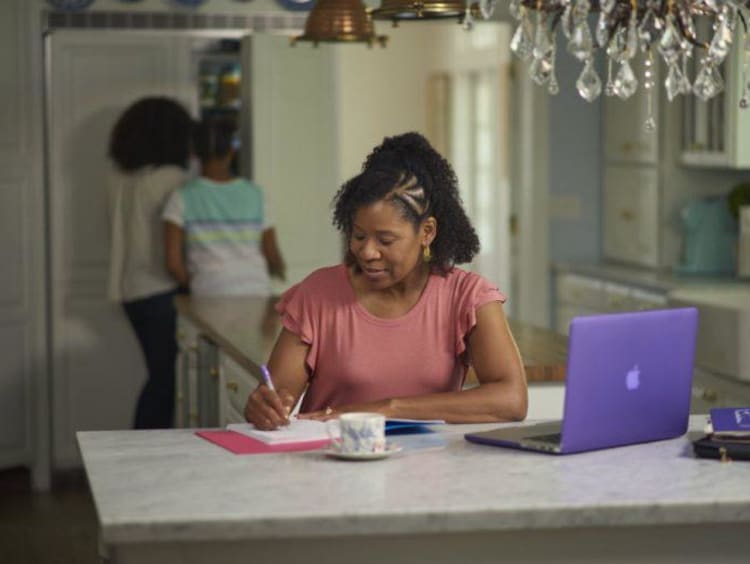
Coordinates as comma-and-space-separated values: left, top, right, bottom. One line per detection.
626, 365, 640, 391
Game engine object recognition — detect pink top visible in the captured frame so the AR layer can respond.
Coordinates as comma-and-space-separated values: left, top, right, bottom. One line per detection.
276, 264, 506, 413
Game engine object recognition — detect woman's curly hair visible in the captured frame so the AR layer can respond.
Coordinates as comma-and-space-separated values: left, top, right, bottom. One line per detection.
332, 132, 480, 274
109, 97, 193, 172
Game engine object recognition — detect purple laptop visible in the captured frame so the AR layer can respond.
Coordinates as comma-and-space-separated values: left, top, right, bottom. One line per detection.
465, 307, 698, 454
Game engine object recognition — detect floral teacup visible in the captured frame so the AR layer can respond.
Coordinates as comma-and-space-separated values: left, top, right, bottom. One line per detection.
327, 412, 386, 454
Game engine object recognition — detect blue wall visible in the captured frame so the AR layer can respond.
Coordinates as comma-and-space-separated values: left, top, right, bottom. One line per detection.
547, 47, 603, 264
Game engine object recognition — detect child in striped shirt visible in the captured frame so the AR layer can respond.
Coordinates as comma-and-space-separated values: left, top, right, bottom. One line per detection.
163, 118, 286, 296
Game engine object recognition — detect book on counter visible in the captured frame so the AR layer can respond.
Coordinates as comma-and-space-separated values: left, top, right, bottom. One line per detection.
706, 407, 750, 441
694, 407, 750, 461
227, 417, 445, 445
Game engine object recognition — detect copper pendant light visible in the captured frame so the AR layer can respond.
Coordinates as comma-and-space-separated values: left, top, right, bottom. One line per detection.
371, 0, 468, 22
293, 0, 388, 46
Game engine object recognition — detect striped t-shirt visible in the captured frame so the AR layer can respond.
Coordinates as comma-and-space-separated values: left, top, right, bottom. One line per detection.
162, 176, 273, 296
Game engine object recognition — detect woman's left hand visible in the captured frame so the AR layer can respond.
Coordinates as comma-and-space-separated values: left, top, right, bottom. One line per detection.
298, 399, 393, 421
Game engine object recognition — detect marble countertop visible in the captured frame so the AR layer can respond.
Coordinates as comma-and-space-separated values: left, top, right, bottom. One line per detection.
553, 262, 750, 382
78, 416, 750, 546
175, 295, 569, 383
553, 261, 749, 296
669, 284, 750, 312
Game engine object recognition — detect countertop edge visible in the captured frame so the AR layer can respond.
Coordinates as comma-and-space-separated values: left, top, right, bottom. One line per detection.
99, 503, 750, 544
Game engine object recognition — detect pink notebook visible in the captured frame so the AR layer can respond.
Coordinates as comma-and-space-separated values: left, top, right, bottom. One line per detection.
196, 430, 331, 455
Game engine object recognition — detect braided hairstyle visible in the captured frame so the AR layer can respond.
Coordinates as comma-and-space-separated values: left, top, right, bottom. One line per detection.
332, 132, 480, 274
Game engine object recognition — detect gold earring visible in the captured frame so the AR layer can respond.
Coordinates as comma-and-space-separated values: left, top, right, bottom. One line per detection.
423, 246, 432, 263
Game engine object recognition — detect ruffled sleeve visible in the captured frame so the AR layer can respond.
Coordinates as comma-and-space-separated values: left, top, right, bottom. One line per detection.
454, 272, 506, 358
275, 280, 320, 371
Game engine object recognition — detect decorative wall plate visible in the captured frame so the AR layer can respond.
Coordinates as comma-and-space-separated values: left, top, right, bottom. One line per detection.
275, 0, 315, 12
46, 0, 96, 11
170, 0, 209, 7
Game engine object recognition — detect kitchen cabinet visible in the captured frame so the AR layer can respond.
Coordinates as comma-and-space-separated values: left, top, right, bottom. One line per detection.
175, 311, 263, 429
669, 283, 750, 384
175, 316, 200, 429
602, 59, 662, 268
603, 55, 659, 166
176, 315, 221, 429
601, 48, 750, 270
602, 165, 660, 267
681, 29, 750, 169
218, 352, 258, 427
197, 337, 220, 428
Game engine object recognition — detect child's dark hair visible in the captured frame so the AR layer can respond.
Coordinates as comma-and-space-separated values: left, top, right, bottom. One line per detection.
332, 132, 480, 274
192, 117, 237, 161
109, 97, 193, 172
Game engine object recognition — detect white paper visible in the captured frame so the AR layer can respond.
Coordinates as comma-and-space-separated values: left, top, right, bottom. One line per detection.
227, 419, 335, 445
227, 417, 445, 445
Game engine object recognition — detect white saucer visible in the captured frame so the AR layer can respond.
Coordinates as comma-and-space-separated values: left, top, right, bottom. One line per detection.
324, 442, 402, 461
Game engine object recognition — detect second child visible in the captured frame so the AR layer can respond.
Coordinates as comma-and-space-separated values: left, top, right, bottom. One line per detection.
163, 118, 286, 296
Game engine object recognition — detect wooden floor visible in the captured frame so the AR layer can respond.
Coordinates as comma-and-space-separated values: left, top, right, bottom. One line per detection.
0, 466, 100, 564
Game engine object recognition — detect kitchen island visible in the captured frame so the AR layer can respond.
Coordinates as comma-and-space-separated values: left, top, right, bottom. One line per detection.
79, 416, 749, 564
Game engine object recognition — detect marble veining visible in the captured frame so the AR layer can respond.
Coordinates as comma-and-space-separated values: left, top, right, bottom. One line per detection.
77, 416, 750, 545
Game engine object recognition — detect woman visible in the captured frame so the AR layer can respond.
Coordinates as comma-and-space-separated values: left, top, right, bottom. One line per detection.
162, 117, 286, 296
107, 96, 193, 429
244, 132, 526, 429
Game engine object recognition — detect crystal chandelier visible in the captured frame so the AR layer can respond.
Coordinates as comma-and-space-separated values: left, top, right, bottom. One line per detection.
509, 0, 750, 127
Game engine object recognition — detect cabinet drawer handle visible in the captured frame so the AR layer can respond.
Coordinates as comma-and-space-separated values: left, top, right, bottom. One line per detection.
189, 343, 198, 351
209, 367, 219, 379
619, 209, 635, 221
226, 381, 239, 392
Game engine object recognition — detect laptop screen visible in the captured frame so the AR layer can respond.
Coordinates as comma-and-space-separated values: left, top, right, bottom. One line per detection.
560, 307, 698, 453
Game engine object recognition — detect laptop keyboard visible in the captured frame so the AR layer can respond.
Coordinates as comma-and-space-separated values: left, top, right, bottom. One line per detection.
527, 432, 562, 445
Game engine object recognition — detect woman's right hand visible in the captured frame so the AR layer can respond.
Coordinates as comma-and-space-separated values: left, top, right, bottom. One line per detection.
243, 384, 295, 430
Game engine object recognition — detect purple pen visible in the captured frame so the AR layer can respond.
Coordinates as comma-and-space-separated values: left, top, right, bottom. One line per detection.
260, 364, 276, 391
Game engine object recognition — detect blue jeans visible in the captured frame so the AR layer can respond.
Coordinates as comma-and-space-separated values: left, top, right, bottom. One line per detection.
123, 289, 177, 429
